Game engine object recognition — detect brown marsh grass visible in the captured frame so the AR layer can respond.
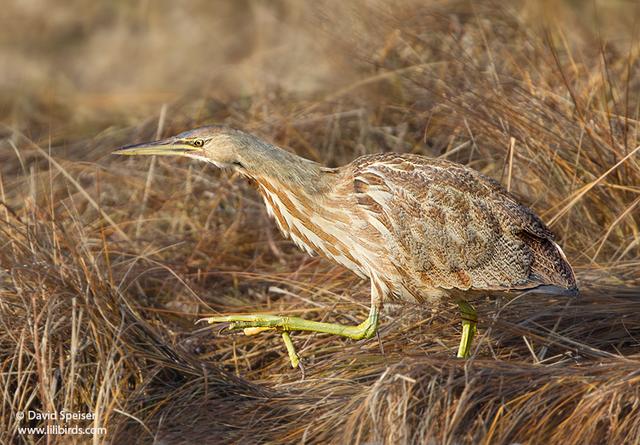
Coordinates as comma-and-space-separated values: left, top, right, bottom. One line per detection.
1, 1, 639, 443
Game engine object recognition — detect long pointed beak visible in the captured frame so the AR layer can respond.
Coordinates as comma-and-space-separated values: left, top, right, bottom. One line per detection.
113, 138, 198, 156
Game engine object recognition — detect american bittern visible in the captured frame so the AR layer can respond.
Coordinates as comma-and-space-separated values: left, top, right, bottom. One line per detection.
115, 126, 577, 368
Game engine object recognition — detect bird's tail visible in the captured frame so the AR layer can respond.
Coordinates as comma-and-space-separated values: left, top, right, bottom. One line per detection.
529, 284, 579, 296
523, 233, 578, 293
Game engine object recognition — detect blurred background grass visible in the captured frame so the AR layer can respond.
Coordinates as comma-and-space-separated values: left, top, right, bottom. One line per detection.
1, 1, 640, 444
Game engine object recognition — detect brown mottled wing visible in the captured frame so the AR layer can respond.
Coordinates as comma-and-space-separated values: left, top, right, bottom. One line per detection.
352, 153, 576, 292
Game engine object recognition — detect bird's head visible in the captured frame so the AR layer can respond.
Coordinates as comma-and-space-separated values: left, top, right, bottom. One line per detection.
113, 125, 249, 169
114, 125, 328, 192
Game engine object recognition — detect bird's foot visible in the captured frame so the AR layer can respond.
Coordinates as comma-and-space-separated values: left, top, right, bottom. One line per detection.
456, 300, 478, 358
205, 309, 379, 369
281, 331, 302, 372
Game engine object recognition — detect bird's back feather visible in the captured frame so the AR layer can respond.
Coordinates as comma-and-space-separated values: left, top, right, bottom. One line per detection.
349, 153, 576, 299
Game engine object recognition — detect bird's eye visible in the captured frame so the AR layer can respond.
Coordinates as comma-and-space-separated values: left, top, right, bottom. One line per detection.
193, 139, 204, 147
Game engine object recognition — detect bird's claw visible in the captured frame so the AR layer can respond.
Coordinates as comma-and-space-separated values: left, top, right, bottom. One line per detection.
210, 322, 244, 337
205, 315, 305, 372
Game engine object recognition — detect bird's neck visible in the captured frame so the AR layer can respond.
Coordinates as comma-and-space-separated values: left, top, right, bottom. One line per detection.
241, 142, 368, 277
237, 140, 333, 197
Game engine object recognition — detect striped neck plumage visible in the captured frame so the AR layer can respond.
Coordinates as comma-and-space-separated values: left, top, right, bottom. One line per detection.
234, 137, 332, 197
235, 140, 371, 278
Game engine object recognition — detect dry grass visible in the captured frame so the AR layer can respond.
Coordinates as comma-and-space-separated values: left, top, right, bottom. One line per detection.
1, 1, 640, 443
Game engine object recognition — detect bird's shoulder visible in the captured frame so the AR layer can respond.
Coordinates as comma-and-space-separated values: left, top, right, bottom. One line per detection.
347, 152, 553, 241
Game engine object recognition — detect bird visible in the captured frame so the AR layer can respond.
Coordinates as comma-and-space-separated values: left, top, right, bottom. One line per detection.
114, 125, 578, 368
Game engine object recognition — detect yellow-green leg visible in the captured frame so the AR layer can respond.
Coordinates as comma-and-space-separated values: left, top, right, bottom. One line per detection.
207, 279, 384, 368
281, 332, 300, 369
456, 300, 477, 358
207, 306, 379, 339
207, 306, 379, 368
